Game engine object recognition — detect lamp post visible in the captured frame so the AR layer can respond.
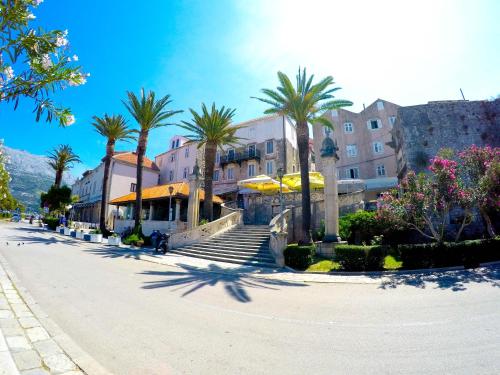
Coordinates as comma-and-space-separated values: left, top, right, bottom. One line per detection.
168, 186, 174, 221
277, 167, 285, 232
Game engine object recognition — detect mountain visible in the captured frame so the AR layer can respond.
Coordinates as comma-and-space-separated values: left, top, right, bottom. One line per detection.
4, 146, 75, 212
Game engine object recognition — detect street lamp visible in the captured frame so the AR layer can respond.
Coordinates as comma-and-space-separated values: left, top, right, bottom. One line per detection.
168, 185, 174, 221
277, 167, 285, 232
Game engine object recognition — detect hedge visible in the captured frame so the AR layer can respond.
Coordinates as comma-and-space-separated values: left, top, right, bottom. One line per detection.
284, 244, 315, 270
335, 245, 385, 271
43, 216, 60, 230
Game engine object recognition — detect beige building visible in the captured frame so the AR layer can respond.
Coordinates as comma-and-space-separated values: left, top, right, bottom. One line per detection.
71, 152, 160, 224
155, 135, 199, 184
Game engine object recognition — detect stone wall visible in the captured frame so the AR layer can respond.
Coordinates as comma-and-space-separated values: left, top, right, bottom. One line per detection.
394, 99, 500, 177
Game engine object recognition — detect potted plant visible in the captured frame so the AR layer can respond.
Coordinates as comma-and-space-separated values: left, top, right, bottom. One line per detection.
76, 229, 85, 240
90, 229, 103, 243
107, 233, 121, 246
83, 233, 91, 241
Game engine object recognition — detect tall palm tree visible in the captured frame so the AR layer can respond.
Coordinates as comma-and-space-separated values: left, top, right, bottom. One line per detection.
123, 89, 182, 232
47, 144, 80, 188
254, 68, 352, 244
177, 103, 243, 221
92, 114, 135, 235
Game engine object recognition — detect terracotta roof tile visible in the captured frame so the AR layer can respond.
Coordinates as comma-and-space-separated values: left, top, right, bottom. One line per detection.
112, 152, 159, 171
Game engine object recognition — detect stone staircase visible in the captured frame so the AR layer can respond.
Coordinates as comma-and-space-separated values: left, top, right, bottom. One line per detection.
169, 225, 276, 268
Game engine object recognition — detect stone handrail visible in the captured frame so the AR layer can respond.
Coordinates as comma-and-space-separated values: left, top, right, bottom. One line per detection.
169, 210, 243, 249
268, 208, 291, 267
220, 201, 242, 217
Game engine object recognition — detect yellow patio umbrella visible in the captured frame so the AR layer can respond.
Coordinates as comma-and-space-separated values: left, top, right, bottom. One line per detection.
237, 175, 291, 194
281, 172, 325, 191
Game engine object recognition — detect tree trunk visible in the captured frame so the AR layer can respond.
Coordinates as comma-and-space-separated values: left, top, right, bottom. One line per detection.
134, 131, 148, 233
480, 207, 496, 238
99, 140, 115, 236
296, 121, 312, 244
54, 169, 63, 188
203, 142, 216, 222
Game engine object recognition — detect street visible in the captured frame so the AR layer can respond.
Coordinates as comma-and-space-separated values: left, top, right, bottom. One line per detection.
1, 223, 499, 375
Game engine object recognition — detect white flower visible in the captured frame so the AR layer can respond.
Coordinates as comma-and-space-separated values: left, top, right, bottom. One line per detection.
72, 54, 79, 61
68, 72, 86, 86
35, 0, 44, 6
27, 13, 36, 20
67, 57, 71, 62
41, 54, 52, 69
55, 32, 69, 47
63, 114, 75, 126
3, 66, 14, 81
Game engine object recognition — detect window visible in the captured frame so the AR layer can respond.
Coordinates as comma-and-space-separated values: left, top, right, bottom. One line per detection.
184, 147, 189, 158
377, 101, 384, 110
227, 167, 234, 180
266, 140, 274, 154
248, 144, 256, 157
170, 153, 176, 162
389, 116, 396, 125
345, 167, 359, 179
183, 167, 189, 179
216, 152, 220, 165
266, 160, 273, 175
130, 183, 137, 192
171, 140, 175, 149
248, 164, 256, 177
373, 141, 384, 154
175, 139, 180, 148
367, 119, 382, 130
169, 170, 174, 181
227, 148, 235, 161
376, 164, 386, 177
344, 122, 353, 133
213, 170, 220, 181
292, 165, 296, 173
346, 144, 358, 157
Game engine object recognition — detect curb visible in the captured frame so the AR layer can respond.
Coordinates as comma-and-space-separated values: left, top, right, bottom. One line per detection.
0, 253, 112, 375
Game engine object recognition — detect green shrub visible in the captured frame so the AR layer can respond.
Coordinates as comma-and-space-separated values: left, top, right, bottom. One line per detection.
122, 234, 143, 246
42, 216, 60, 230
313, 220, 325, 241
339, 210, 381, 245
284, 244, 316, 270
335, 245, 385, 271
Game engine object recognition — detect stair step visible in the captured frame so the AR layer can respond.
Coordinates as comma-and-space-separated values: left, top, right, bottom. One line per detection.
210, 237, 269, 245
181, 246, 275, 260
170, 249, 276, 267
197, 242, 268, 251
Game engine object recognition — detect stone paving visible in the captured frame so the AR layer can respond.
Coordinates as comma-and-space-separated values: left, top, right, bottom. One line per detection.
0, 261, 84, 375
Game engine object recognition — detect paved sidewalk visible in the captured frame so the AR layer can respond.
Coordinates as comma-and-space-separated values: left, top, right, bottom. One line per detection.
0, 260, 84, 374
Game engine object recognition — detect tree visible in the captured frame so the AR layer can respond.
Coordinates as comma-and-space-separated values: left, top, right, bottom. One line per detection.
40, 185, 72, 214
92, 114, 135, 235
0, 0, 88, 125
254, 68, 352, 243
0, 139, 20, 210
458, 145, 500, 237
177, 103, 242, 221
47, 144, 80, 187
123, 89, 182, 232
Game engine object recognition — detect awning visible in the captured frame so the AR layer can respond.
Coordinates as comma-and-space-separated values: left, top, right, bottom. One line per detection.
237, 175, 292, 194
109, 182, 223, 205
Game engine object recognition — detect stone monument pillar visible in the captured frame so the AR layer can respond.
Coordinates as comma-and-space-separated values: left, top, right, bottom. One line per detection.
187, 162, 201, 230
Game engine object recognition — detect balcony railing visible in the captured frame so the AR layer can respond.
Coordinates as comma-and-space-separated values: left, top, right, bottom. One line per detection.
220, 148, 261, 166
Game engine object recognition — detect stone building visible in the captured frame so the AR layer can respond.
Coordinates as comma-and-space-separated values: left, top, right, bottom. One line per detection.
393, 99, 500, 177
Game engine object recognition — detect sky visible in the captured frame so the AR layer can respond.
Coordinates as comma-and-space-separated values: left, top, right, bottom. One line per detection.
1, 0, 499, 177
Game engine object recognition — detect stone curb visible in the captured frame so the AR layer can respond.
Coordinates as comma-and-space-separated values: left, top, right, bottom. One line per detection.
47, 227, 500, 284
0, 253, 112, 375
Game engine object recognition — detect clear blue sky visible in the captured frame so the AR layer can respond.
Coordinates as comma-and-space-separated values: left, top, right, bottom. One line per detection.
1, 0, 499, 177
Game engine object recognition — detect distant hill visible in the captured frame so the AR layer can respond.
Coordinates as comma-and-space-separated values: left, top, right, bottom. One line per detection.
4, 146, 75, 212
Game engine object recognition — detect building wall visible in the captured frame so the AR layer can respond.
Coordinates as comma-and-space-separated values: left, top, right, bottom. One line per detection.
155, 136, 198, 184
393, 99, 500, 177
312, 99, 399, 180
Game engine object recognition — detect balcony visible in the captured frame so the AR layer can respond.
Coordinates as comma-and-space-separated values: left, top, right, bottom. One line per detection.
220, 148, 261, 166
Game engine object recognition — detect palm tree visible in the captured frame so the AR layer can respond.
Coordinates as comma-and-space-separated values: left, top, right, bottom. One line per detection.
123, 89, 182, 232
92, 114, 136, 235
254, 68, 352, 244
177, 103, 243, 221
47, 144, 80, 188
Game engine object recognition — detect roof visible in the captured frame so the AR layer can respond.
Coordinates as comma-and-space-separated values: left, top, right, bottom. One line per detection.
112, 152, 159, 171
109, 182, 223, 205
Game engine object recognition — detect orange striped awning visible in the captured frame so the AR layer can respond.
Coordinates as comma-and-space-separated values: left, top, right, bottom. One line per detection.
109, 182, 223, 205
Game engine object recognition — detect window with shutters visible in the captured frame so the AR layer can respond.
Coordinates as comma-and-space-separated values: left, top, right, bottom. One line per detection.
344, 122, 353, 133
373, 141, 384, 154
345, 167, 359, 179
376, 164, 386, 176
346, 144, 358, 157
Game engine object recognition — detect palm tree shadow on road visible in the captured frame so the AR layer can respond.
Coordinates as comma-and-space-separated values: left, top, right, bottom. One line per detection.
139, 263, 308, 303
3, 227, 82, 248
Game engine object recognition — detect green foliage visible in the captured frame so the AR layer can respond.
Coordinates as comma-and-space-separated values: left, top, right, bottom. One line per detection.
199, 218, 209, 226
122, 233, 144, 247
0, 0, 88, 125
47, 144, 80, 187
40, 185, 72, 213
284, 244, 316, 270
306, 258, 341, 272
335, 245, 385, 272
90, 228, 102, 234
42, 216, 59, 230
339, 210, 381, 245
313, 220, 325, 241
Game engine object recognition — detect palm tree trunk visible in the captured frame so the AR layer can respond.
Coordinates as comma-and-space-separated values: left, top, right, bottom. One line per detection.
99, 140, 115, 235
296, 121, 312, 244
203, 142, 216, 222
55, 169, 63, 188
134, 131, 148, 232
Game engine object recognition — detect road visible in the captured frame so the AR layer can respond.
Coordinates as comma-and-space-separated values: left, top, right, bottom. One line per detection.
0, 223, 499, 375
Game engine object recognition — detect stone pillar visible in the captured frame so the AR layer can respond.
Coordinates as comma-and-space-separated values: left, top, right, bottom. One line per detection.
175, 199, 181, 223
187, 162, 201, 230
148, 202, 154, 221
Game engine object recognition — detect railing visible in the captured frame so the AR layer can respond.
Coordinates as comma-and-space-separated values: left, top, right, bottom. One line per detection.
220, 201, 241, 217
220, 148, 261, 166
169, 209, 243, 249
268, 208, 292, 267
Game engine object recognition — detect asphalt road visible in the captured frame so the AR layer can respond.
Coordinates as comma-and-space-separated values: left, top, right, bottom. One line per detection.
1, 223, 499, 375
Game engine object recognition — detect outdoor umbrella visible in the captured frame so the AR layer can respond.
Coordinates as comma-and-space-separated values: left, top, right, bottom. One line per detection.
281, 172, 325, 191
237, 175, 291, 194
